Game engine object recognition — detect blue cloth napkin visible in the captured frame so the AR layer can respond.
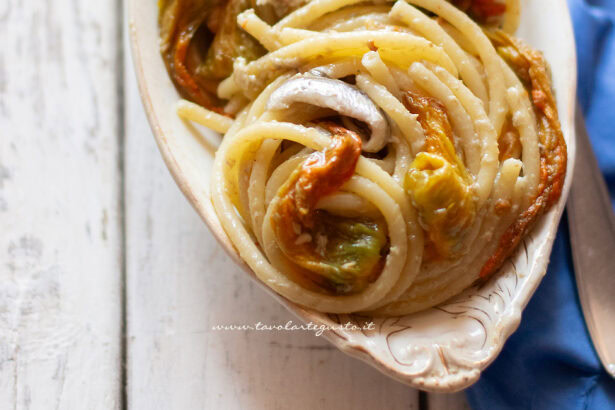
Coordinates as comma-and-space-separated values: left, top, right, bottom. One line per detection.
466, 1, 615, 409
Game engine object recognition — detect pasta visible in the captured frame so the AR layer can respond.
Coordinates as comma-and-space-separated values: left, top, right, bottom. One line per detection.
158, 0, 566, 315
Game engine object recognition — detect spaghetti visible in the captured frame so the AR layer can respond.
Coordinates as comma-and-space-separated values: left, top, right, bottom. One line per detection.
159, 0, 566, 315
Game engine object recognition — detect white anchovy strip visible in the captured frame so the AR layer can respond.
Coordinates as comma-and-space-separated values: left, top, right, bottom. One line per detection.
267, 74, 390, 152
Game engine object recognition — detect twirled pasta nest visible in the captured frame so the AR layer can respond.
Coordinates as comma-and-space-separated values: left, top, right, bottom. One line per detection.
159, 0, 566, 315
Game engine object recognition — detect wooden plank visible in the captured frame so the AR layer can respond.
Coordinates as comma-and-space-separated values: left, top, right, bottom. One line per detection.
0, 0, 123, 409
123, 34, 419, 410
428, 392, 471, 410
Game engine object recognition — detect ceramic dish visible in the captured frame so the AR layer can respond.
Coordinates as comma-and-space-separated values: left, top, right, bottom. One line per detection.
128, 0, 577, 391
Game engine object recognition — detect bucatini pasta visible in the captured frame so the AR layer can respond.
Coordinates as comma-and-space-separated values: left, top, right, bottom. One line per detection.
158, 0, 566, 315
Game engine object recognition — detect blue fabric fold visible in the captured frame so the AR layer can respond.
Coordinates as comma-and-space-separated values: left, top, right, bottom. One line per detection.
465, 1, 615, 408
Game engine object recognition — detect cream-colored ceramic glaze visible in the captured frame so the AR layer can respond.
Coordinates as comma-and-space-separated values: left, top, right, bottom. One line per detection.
128, 0, 577, 391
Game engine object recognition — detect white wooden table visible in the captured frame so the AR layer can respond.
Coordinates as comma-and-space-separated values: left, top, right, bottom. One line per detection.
0, 1, 471, 408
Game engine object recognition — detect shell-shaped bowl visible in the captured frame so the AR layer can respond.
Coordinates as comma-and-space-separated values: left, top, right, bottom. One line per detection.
128, 0, 577, 391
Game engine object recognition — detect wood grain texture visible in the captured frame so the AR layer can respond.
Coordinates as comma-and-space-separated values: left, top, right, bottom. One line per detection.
0, 0, 123, 409
428, 393, 471, 410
